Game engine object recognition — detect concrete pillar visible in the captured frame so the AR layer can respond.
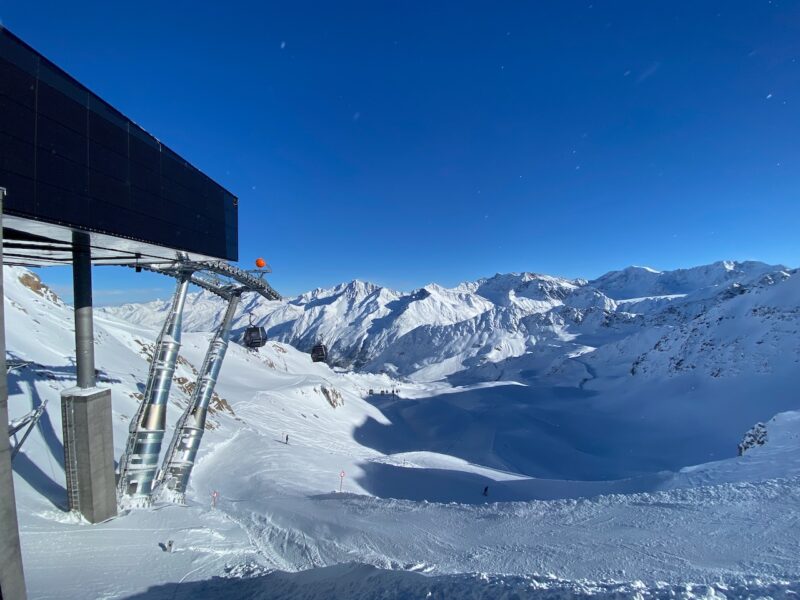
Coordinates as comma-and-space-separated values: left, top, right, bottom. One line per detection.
0, 187, 28, 598
61, 230, 117, 523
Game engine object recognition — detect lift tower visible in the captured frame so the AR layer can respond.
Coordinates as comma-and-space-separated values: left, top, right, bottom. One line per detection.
117, 259, 279, 506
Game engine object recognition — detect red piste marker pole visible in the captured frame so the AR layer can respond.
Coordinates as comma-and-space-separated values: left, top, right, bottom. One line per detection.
339, 470, 345, 493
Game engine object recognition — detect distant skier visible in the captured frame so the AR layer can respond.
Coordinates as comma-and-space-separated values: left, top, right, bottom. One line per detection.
483, 486, 489, 497
285, 433, 289, 445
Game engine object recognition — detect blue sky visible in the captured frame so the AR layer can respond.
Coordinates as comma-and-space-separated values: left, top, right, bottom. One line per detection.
2, 1, 799, 302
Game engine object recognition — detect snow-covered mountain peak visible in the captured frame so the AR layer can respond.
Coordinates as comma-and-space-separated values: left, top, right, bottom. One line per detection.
295, 279, 390, 304
472, 272, 581, 308
633, 265, 662, 274
421, 282, 448, 294
591, 260, 782, 300
335, 279, 384, 299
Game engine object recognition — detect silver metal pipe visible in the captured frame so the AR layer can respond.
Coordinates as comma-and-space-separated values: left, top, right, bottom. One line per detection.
117, 276, 190, 504
72, 232, 95, 389
10, 400, 48, 460
156, 293, 240, 500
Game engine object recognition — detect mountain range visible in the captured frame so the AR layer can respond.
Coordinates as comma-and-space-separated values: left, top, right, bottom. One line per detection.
102, 259, 793, 383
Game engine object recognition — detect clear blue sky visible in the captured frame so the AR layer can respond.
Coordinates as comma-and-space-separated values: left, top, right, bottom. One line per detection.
2, 1, 799, 302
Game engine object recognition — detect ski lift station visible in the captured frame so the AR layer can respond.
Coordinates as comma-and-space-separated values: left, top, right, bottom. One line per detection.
0, 27, 280, 599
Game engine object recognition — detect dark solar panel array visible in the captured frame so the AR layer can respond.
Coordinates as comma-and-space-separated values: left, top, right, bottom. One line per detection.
0, 27, 238, 261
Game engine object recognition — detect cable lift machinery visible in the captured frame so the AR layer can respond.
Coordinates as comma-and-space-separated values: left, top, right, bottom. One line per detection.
117, 256, 280, 507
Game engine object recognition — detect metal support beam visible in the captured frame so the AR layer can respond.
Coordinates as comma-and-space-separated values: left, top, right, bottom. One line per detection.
72, 232, 95, 389
117, 276, 190, 505
10, 400, 48, 460
156, 293, 241, 501
0, 187, 29, 599
61, 232, 117, 523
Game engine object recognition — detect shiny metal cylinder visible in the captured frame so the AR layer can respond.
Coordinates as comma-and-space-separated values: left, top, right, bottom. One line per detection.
72, 232, 95, 389
158, 294, 240, 499
117, 276, 190, 503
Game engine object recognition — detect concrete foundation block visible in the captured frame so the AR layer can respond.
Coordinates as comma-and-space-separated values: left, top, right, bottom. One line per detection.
61, 387, 117, 523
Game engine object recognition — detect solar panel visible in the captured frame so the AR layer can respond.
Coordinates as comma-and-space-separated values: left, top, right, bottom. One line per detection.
0, 27, 238, 261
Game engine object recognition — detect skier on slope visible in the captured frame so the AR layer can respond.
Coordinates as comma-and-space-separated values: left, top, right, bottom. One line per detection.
483, 485, 489, 497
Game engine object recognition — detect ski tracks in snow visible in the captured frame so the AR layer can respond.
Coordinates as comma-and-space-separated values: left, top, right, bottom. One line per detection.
216, 476, 800, 586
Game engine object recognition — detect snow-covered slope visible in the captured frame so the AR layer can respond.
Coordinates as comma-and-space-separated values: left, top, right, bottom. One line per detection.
7, 263, 800, 598
589, 260, 781, 300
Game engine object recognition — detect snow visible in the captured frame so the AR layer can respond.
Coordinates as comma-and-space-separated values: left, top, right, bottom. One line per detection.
590, 261, 781, 300
6, 262, 800, 598
126, 565, 800, 600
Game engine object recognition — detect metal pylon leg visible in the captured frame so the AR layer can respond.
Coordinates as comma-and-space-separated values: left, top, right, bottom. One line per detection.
156, 293, 241, 502
117, 276, 190, 506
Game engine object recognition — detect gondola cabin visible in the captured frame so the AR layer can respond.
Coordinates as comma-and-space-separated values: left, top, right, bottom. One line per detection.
243, 326, 268, 349
310, 343, 328, 363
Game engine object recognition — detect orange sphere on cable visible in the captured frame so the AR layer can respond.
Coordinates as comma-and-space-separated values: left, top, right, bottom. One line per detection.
255, 257, 267, 269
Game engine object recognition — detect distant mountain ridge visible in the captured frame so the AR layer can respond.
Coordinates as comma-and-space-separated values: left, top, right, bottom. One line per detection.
591, 260, 780, 300
99, 260, 794, 383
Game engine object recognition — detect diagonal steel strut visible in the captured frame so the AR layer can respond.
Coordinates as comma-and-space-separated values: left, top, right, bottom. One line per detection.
155, 291, 241, 501
117, 274, 191, 505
